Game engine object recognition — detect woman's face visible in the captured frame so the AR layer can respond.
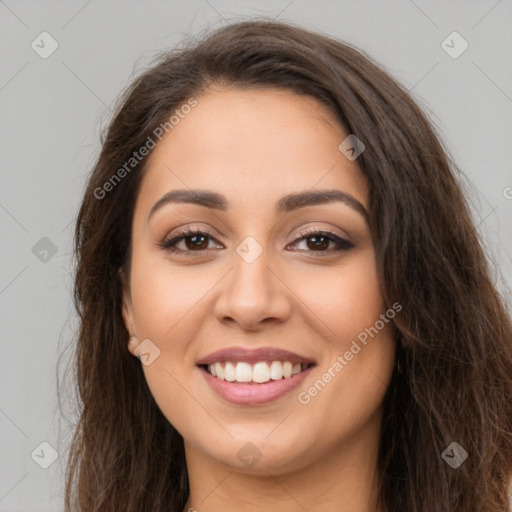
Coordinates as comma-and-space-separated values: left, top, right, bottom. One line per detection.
122, 86, 396, 474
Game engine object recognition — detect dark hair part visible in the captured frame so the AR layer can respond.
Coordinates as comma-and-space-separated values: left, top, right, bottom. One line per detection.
65, 18, 512, 512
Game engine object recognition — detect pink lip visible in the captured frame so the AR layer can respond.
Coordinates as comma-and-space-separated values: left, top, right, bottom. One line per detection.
196, 346, 316, 366
200, 365, 314, 405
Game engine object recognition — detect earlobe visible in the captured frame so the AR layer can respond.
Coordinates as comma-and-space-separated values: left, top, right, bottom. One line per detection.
122, 300, 139, 357
127, 336, 140, 357
119, 267, 138, 355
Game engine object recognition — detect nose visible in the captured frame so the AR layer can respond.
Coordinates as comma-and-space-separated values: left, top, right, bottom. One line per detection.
213, 246, 292, 332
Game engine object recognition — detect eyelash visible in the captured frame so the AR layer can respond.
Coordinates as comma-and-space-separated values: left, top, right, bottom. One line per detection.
159, 226, 354, 257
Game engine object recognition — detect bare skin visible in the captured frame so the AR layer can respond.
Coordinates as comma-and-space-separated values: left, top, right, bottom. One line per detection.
121, 86, 396, 512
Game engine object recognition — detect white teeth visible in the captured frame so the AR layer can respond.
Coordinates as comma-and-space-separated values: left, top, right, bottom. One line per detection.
269, 361, 283, 380
252, 362, 270, 383
235, 362, 252, 382
224, 362, 236, 382
214, 362, 224, 379
206, 360, 310, 383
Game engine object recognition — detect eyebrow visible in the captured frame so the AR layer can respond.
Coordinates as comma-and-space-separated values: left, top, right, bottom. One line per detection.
147, 188, 369, 224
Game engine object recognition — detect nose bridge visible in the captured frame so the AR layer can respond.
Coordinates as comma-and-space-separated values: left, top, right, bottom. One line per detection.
213, 235, 291, 329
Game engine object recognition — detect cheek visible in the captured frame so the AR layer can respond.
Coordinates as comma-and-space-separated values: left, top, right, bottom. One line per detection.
130, 255, 206, 432
291, 249, 384, 340
129, 252, 212, 342
290, 251, 395, 432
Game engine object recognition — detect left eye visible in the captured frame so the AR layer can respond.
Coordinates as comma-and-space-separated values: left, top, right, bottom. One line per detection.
159, 228, 354, 256
290, 230, 354, 253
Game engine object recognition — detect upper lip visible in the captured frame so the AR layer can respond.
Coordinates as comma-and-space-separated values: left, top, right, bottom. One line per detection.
196, 346, 316, 366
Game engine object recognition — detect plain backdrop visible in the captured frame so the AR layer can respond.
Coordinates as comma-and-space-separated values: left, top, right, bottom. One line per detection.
1, 1, 511, 510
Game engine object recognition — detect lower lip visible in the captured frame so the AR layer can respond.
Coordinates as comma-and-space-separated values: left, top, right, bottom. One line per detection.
199, 366, 314, 405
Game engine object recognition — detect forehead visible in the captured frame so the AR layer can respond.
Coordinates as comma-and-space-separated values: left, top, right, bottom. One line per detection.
135, 87, 368, 219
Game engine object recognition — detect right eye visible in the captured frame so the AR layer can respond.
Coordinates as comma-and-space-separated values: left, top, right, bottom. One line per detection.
159, 228, 223, 256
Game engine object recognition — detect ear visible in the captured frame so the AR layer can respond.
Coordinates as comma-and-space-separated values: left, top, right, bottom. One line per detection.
119, 267, 138, 356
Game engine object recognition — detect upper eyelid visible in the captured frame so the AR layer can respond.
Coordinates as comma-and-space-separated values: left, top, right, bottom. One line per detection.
162, 226, 351, 252
164, 225, 347, 243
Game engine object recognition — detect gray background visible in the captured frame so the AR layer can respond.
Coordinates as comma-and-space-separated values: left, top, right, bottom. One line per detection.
1, 1, 511, 510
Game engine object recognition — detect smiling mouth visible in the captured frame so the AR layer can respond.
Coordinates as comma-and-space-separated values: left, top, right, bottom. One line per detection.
199, 361, 314, 384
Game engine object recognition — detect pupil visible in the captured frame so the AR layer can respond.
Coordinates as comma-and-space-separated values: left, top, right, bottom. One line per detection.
187, 235, 207, 250
183, 235, 330, 251
308, 236, 328, 250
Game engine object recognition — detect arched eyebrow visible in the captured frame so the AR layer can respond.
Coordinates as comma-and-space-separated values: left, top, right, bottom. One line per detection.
147, 189, 369, 225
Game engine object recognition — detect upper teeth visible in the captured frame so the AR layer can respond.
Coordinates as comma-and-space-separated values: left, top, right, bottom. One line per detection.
207, 361, 308, 383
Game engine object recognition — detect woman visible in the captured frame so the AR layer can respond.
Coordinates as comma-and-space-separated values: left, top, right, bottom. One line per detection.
64, 19, 512, 512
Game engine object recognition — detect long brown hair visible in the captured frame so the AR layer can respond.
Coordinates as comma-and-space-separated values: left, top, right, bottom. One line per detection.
63, 19, 512, 511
